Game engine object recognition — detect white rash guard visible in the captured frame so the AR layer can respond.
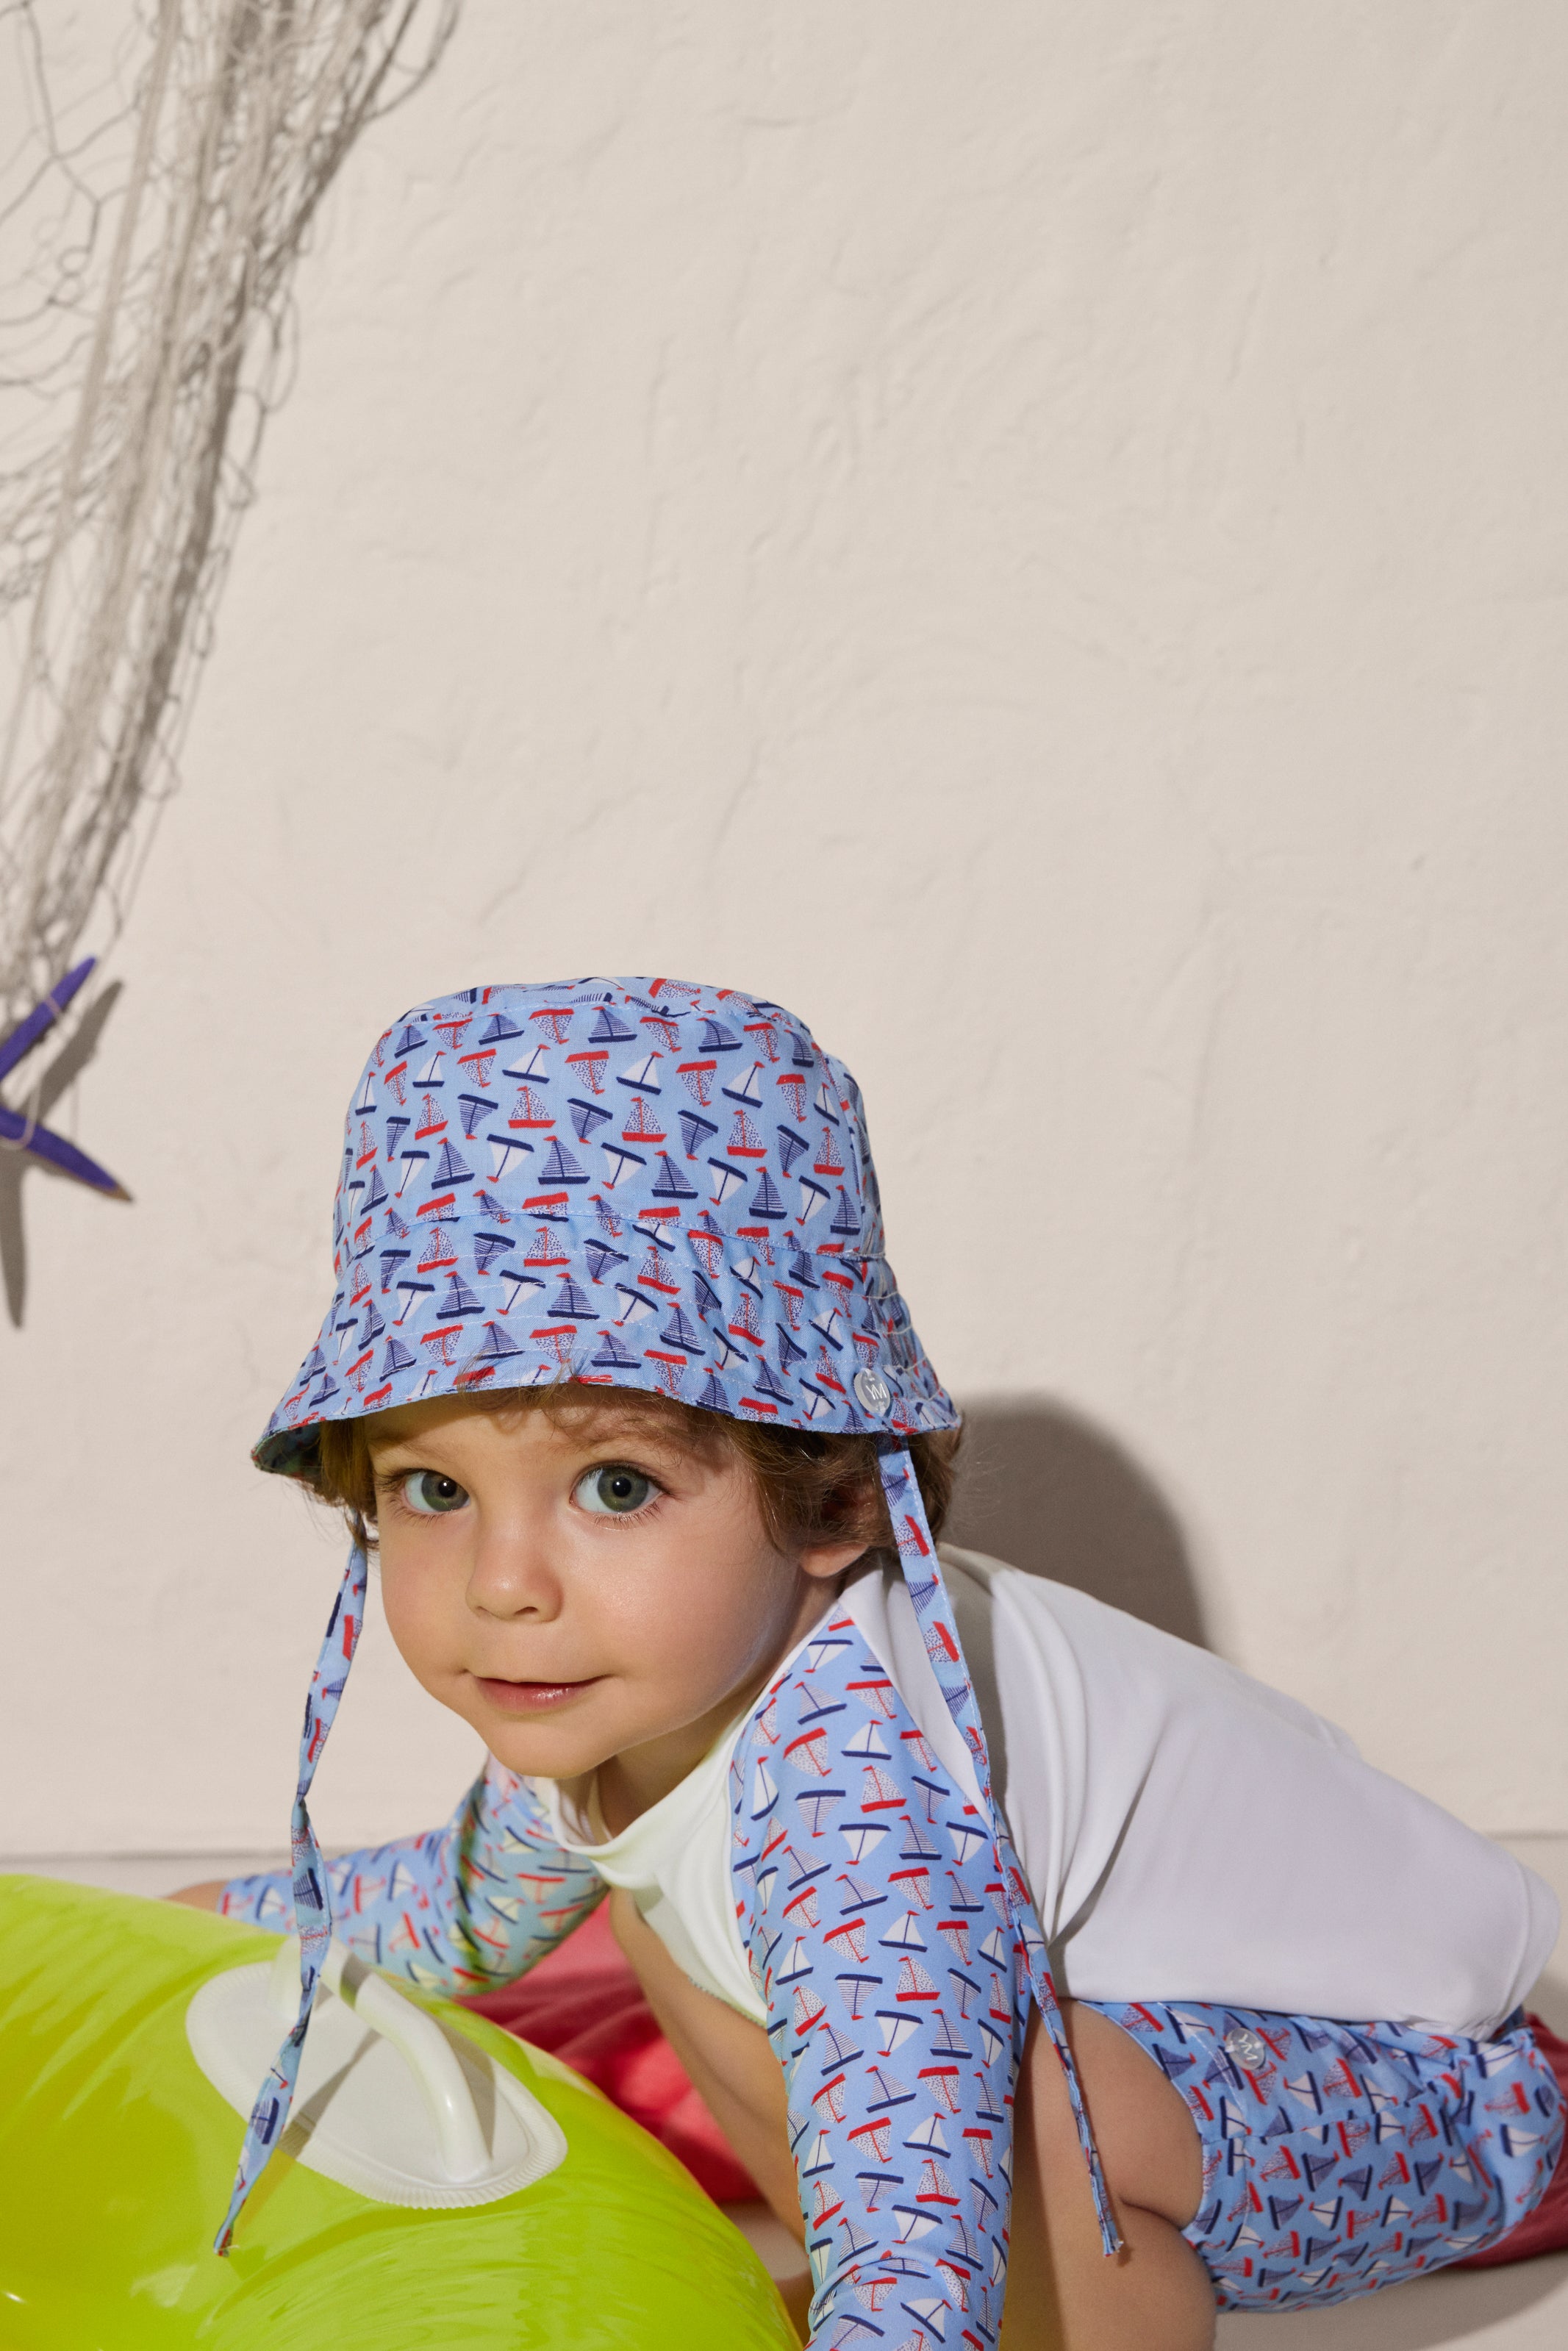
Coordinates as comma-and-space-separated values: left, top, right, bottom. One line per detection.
532, 1545, 1558, 2040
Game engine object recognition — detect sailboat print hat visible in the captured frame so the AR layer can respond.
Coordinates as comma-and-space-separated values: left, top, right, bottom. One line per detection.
221, 978, 1118, 2265
255, 974, 957, 1466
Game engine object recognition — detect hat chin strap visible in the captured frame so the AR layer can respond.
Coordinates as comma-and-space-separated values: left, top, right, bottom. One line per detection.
215, 1542, 367, 2254
874, 1439, 1122, 2259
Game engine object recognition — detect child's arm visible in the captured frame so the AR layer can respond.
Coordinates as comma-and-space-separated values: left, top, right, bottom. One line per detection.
732, 1634, 1020, 2350
218, 1756, 605, 1992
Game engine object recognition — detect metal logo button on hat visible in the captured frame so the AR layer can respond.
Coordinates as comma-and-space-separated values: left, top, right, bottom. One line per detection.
852, 1367, 891, 1415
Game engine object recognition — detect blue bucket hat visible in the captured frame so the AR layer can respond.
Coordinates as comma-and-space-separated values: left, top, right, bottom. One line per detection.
256, 976, 956, 1467
218, 977, 1118, 2261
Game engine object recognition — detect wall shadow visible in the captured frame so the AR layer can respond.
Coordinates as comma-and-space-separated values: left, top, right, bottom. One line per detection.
0, 981, 127, 1328
945, 1394, 1211, 1649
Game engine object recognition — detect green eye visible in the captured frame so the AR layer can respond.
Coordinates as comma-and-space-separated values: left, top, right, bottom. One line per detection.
400, 1470, 470, 1517
573, 1464, 657, 1517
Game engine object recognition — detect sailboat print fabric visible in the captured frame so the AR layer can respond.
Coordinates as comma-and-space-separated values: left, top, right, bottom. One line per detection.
254, 978, 954, 1471
1096, 1998, 1561, 2313
730, 1568, 1095, 2341
214, 1545, 367, 2254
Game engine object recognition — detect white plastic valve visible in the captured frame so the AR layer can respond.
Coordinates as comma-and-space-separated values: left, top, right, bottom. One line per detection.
269, 1935, 490, 2182
187, 1936, 568, 2208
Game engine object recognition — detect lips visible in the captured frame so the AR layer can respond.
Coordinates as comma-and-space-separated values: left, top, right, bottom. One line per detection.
473, 1675, 600, 1713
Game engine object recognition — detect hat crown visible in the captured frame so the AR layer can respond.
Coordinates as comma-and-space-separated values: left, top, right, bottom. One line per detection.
331, 977, 879, 1268
257, 976, 951, 1467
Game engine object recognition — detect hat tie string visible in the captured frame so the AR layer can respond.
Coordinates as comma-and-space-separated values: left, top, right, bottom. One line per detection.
215, 1542, 367, 2253
875, 1439, 1122, 2259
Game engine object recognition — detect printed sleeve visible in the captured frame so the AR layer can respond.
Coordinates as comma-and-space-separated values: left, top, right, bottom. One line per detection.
218, 1756, 606, 1992
731, 1609, 1026, 2351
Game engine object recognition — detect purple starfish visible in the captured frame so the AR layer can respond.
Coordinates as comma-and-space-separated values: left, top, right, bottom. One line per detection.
0, 958, 123, 1193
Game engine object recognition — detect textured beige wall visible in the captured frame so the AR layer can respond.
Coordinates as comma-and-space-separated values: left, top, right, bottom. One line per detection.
2, 2, 1565, 1855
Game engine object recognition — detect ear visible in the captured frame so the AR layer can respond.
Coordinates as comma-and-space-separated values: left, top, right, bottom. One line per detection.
798, 1539, 870, 1583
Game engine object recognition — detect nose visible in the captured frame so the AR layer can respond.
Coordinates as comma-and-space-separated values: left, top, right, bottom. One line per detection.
463, 1508, 563, 1623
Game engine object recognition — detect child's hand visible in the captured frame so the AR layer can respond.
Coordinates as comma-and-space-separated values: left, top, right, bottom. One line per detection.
165, 1880, 226, 1909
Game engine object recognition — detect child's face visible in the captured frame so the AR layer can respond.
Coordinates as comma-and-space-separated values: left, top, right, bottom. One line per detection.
365, 1393, 864, 1817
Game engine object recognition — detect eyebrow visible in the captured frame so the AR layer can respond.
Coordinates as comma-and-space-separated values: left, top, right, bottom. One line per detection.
363, 1425, 470, 1466
547, 1408, 713, 1455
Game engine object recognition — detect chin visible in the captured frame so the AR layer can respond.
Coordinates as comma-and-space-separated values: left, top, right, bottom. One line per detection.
479, 1717, 616, 1782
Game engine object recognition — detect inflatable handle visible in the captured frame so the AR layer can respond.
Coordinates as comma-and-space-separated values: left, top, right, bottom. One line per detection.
268, 1936, 490, 2183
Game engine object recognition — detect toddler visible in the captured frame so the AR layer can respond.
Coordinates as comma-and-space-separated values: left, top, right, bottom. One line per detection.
182, 976, 1562, 2350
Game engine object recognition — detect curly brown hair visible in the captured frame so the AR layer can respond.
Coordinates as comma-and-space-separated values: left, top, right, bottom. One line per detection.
296, 1381, 961, 1564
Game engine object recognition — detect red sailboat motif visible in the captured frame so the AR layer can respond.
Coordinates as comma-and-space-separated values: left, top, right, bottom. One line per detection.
565, 1048, 607, 1094
896, 1956, 941, 2003
524, 1223, 570, 1272
507, 1084, 554, 1131
620, 1096, 667, 1143
726, 1107, 767, 1159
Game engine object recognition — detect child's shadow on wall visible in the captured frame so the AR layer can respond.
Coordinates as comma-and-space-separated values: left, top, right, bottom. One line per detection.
947, 1395, 1210, 1647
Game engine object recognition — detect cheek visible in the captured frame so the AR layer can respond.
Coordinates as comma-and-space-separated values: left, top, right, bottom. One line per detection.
608, 1539, 791, 1688
377, 1534, 465, 1677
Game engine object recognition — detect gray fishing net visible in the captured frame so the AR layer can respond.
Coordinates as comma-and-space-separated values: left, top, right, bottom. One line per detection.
0, 0, 458, 1034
